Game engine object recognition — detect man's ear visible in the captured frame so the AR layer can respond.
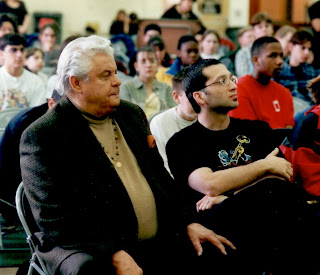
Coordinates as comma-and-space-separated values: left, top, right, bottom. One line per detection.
288, 42, 293, 53
172, 90, 180, 104
252, 55, 259, 66
193, 91, 206, 106
177, 49, 181, 58
69, 76, 82, 94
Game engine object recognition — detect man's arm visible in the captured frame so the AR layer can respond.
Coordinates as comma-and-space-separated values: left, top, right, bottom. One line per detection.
188, 148, 293, 196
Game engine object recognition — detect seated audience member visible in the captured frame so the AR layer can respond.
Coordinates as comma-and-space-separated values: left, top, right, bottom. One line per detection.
161, 0, 206, 36
24, 47, 48, 84
235, 12, 274, 77
281, 75, 320, 197
308, 1, 320, 69
0, 14, 18, 37
274, 25, 296, 58
120, 46, 176, 119
19, 35, 234, 275
0, 90, 61, 225
166, 58, 320, 271
0, 0, 29, 34
0, 14, 18, 65
237, 26, 254, 48
0, 33, 46, 111
147, 35, 172, 85
200, 29, 223, 60
33, 23, 61, 76
142, 23, 162, 45
109, 9, 130, 36
273, 29, 320, 115
165, 35, 200, 79
219, 26, 254, 75
229, 37, 294, 129
150, 68, 197, 173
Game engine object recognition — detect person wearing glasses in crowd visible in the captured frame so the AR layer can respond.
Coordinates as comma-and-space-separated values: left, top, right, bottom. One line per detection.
229, 36, 294, 129
166, 58, 320, 272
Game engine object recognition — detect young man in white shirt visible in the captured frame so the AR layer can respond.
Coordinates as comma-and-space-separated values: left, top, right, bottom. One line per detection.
0, 33, 46, 111
150, 68, 197, 173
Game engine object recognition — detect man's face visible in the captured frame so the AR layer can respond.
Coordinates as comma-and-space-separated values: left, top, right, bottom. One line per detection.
134, 51, 158, 81
1, 44, 24, 70
254, 42, 283, 78
178, 41, 199, 66
143, 30, 160, 45
253, 21, 273, 39
174, 89, 197, 118
180, 0, 194, 13
77, 53, 121, 116
276, 31, 294, 57
39, 27, 57, 49
289, 41, 312, 65
0, 22, 14, 37
198, 64, 238, 112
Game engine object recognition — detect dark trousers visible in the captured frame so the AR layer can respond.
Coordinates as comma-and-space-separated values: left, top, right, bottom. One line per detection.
197, 178, 320, 273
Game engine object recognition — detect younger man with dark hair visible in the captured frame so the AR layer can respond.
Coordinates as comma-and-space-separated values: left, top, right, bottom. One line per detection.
0, 33, 46, 111
274, 29, 320, 115
166, 58, 319, 271
230, 36, 294, 129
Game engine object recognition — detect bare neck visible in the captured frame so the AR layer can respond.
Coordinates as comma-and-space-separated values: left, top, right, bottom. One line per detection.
5, 65, 23, 77
198, 110, 230, 131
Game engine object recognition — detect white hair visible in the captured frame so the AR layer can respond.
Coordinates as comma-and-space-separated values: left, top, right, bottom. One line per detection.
55, 35, 114, 95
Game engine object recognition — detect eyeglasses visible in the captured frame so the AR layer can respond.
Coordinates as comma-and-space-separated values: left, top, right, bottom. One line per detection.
204, 75, 238, 88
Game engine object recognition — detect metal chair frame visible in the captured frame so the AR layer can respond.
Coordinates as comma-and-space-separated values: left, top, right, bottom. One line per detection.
15, 182, 49, 275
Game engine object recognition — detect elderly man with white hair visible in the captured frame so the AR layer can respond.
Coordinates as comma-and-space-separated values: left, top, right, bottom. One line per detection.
19, 35, 234, 275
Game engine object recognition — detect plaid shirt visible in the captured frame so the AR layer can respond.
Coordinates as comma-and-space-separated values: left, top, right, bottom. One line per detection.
274, 59, 320, 103
235, 45, 253, 77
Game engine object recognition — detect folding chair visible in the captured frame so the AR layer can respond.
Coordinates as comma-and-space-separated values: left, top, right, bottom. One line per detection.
15, 182, 49, 275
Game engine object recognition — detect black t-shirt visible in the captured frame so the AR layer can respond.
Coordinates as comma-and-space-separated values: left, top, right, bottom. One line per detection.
0, 1, 27, 25
166, 118, 277, 224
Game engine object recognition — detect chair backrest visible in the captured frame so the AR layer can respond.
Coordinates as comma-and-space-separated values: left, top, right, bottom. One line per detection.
15, 182, 49, 275
0, 108, 22, 128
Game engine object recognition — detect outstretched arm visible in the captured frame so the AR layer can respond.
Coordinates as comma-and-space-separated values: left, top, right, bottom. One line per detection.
188, 148, 293, 197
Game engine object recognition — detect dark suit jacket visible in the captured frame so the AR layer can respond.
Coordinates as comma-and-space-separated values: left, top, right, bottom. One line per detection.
20, 96, 178, 273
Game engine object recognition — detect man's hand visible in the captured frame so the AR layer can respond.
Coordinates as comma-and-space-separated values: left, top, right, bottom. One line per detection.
187, 223, 236, 256
196, 195, 228, 212
264, 148, 293, 180
112, 250, 143, 275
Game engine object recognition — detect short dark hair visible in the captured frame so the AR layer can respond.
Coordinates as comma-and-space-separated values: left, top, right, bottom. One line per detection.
0, 14, 18, 33
251, 36, 280, 58
172, 68, 187, 93
148, 35, 165, 51
290, 29, 313, 45
144, 23, 161, 35
177, 35, 197, 50
183, 58, 221, 113
0, 33, 27, 50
